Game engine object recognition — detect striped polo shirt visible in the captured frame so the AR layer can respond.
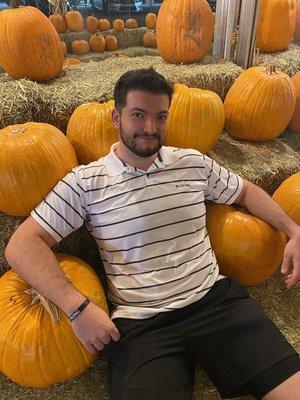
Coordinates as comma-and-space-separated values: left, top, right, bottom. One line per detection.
32, 144, 243, 319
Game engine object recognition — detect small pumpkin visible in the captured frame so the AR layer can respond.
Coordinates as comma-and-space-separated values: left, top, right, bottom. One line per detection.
206, 203, 286, 286
105, 35, 118, 51
0, 122, 78, 216
145, 12, 157, 29
156, 0, 214, 64
65, 11, 84, 32
66, 101, 119, 164
289, 71, 300, 133
89, 33, 106, 52
0, 253, 108, 387
71, 40, 90, 55
272, 172, 300, 227
63, 57, 82, 67
125, 18, 138, 29
0, 6, 63, 82
224, 66, 296, 141
142, 32, 157, 48
113, 18, 125, 31
165, 85, 224, 153
99, 18, 111, 31
86, 15, 99, 33
49, 14, 67, 33
60, 41, 67, 56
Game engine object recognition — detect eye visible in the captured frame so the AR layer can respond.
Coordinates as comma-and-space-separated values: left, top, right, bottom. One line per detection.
158, 115, 168, 121
132, 112, 144, 118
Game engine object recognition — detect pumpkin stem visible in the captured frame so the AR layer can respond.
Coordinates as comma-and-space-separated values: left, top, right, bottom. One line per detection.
266, 65, 276, 75
7, 127, 27, 136
25, 288, 60, 323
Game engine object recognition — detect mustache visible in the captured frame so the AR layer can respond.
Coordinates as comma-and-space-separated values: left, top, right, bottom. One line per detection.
134, 132, 160, 139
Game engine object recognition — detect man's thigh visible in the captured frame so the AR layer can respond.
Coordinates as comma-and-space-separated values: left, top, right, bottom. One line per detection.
105, 318, 195, 400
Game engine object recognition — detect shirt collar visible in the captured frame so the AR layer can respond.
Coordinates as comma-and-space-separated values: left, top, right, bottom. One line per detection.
103, 143, 180, 176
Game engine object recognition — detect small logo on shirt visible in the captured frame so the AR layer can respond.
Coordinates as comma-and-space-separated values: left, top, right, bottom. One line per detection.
175, 183, 191, 188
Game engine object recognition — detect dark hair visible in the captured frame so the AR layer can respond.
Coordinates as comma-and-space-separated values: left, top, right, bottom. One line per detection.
113, 67, 173, 111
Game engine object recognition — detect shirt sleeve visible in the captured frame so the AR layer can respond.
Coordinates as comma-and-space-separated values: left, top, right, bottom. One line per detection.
31, 169, 87, 243
203, 154, 243, 204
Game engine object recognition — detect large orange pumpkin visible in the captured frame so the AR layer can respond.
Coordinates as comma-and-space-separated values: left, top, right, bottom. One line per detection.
86, 15, 99, 33
0, 6, 63, 81
289, 71, 300, 133
156, 0, 214, 64
145, 13, 157, 29
295, 0, 300, 40
256, 0, 296, 52
224, 66, 296, 141
272, 173, 300, 227
0, 122, 78, 216
165, 85, 224, 153
63, 57, 82, 67
71, 40, 90, 55
66, 101, 119, 164
0, 253, 108, 388
89, 33, 106, 52
206, 204, 286, 286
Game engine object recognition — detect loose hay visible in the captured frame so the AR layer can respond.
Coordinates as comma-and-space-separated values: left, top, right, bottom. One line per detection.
255, 43, 300, 76
208, 130, 300, 195
0, 54, 243, 132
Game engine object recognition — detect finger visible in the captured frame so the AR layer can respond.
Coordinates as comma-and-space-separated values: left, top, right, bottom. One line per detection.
101, 335, 111, 345
110, 326, 121, 341
93, 339, 105, 351
281, 252, 291, 275
85, 342, 99, 355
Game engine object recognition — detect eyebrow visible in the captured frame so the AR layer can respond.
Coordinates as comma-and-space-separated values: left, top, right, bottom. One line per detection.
131, 108, 169, 115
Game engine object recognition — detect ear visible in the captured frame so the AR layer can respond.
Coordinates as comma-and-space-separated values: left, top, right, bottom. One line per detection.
112, 108, 120, 129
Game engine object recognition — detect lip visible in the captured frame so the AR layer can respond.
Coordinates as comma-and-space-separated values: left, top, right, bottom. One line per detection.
135, 135, 159, 141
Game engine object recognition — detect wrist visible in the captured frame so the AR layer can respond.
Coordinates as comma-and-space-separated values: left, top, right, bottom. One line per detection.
68, 298, 91, 323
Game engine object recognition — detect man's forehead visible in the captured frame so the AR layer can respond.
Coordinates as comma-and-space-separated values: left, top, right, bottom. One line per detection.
125, 90, 170, 108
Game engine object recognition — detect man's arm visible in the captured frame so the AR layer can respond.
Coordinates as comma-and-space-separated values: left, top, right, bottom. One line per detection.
234, 179, 300, 288
5, 216, 120, 353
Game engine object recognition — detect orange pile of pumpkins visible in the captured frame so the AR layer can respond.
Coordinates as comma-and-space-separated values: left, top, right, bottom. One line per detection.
49, 11, 157, 60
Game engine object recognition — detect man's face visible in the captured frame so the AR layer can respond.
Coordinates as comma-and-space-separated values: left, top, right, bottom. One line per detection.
113, 90, 170, 158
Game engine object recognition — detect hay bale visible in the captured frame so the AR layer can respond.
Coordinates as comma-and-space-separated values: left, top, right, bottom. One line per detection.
74, 47, 158, 63
60, 27, 148, 53
208, 130, 300, 195
255, 43, 300, 76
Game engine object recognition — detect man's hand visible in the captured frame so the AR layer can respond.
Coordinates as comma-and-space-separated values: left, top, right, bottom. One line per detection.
71, 302, 120, 354
281, 233, 300, 289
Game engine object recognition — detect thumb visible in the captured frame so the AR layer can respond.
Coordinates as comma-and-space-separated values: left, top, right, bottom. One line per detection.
281, 251, 291, 275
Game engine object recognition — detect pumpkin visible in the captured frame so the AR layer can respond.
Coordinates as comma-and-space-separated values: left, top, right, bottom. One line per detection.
224, 66, 296, 141
65, 11, 84, 32
145, 12, 157, 29
0, 6, 63, 82
71, 40, 90, 55
63, 57, 82, 67
295, 0, 300, 40
289, 71, 300, 132
66, 101, 119, 164
165, 85, 224, 153
105, 35, 118, 51
49, 14, 67, 33
256, 0, 296, 52
0, 253, 108, 388
125, 18, 138, 28
60, 41, 67, 56
142, 32, 157, 48
0, 122, 78, 216
206, 204, 286, 286
99, 18, 111, 31
86, 15, 99, 33
156, 0, 214, 64
113, 18, 125, 31
89, 33, 106, 52
272, 173, 300, 227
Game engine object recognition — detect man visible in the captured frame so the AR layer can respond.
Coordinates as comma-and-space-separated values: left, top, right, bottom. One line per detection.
5, 68, 300, 399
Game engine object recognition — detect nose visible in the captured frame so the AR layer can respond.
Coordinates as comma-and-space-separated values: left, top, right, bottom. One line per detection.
144, 117, 157, 134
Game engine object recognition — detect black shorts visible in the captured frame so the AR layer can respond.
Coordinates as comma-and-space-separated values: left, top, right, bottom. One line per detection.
103, 278, 299, 400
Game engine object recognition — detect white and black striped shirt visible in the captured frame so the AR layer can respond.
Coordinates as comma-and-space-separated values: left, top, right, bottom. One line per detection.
32, 144, 243, 319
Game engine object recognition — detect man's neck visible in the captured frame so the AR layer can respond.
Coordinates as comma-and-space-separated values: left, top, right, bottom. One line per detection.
114, 143, 158, 172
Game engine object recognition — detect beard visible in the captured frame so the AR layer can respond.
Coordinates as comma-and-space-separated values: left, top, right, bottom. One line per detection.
119, 121, 163, 158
